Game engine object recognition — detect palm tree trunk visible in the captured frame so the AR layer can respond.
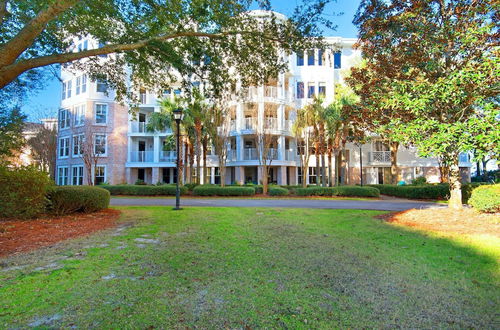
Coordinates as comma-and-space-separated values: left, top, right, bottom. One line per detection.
328, 150, 333, 187
390, 141, 399, 184
202, 136, 208, 184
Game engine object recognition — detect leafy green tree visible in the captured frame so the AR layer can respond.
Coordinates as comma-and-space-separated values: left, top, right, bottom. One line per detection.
352, 0, 499, 209
0, 0, 336, 100
0, 107, 25, 159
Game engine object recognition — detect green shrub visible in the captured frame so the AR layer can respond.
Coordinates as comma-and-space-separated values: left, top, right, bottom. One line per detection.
46, 186, 110, 215
412, 176, 427, 185
269, 186, 289, 196
243, 184, 263, 194
295, 186, 380, 197
280, 185, 302, 193
0, 165, 52, 219
367, 183, 484, 203
193, 185, 255, 196
469, 184, 500, 213
184, 183, 199, 191
101, 184, 187, 196
135, 179, 146, 185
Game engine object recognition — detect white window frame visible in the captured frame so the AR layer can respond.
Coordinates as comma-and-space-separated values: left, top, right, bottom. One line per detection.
66, 80, 72, 98
81, 74, 87, 93
62, 81, 67, 100
96, 79, 108, 93
59, 108, 71, 129
58, 137, 70, 159
94, 134, 107, 156
94, 165, 107, 185
95, 103, 108, 124
72, 165, 84, 186
76, 76, 81, 95
57, 166, 69, 185
74, 104, 86, 126
72, 133, 85, 156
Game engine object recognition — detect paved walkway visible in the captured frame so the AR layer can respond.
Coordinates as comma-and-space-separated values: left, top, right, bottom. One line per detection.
111, 197, 444, 212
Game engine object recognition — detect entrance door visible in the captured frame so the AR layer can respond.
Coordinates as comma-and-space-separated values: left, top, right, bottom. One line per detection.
138, 113, 146, 132
377, 167, 384, 184
138, 168, 145, 181
138, 141, 146, 162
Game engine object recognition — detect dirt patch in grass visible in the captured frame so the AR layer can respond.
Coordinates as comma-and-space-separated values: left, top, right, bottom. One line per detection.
0, 209, 121, 257
379, 208, 500, 237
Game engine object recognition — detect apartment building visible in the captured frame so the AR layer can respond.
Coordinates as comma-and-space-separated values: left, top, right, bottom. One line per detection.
56, 35, 472, 186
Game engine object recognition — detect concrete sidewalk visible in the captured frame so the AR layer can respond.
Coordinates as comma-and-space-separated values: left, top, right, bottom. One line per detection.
110, 197, 444, 212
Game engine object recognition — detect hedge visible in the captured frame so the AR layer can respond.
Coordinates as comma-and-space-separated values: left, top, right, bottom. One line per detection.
193, 185, 255, 196
295, 186, 380, 197
47, 186, 110, 215
269, 186, 290, 196
367, 183, 484, 203
468, 184, 500, 213
0, 165, 52, 219
101, 184, 187, 196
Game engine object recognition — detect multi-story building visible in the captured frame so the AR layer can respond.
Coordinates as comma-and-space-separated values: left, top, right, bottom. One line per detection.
56, 34, 472, 186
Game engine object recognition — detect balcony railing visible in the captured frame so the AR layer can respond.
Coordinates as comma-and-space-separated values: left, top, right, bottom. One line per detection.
230, 120, 237, 131
264, 86, 278, 98
159, 150, 176, 162
369, 151, 391, 163
130, 122, 172, 134
264, 117, 278, 130
243, 148, 258, 160
267, 148, 278, 160
129, 151, 154, 162
285, 149, 296, 161
228, 149, 237, 161
244, 117, 256, 130
284, 120, 293, 132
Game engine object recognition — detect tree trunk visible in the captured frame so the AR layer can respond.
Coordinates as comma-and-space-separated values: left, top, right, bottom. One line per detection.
448, 156, 463, 210
482, 157, 489, 181
335, 150, 341, 186
301, 158, 308, 188
202, 136, 208, 184
315, 149, 320, 185
321, 153, 326, 187
328, 150, 333, 187
439, 164, 450, 183
390, 141, 399, 184
220, 163, 226, 187
262, 165, 269, 195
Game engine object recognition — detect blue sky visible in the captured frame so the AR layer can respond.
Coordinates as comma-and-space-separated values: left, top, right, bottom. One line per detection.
22, 0, 360, 121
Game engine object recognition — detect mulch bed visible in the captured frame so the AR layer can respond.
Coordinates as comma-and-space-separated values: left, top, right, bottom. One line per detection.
378, 208, 500, 237
0, 209, 121, 258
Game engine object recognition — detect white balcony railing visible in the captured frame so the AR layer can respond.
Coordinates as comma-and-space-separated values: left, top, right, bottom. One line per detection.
264, 117, 278, 130
230, 120, 237, 131
285, 149, 296, 161
284, 120, 292, 132
243, 148, 258, 160
264, 86, 278, 98
369, 151, 391, 163
159, 150, 176, 162
228, 149, 237, 161
244, 117, 256, 130
129, 151, 154, 162
267, 148, 278, 160
130, 122, 147, 133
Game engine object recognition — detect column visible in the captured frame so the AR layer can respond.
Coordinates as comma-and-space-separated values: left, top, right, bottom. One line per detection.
236, 103, 243, 131
211, 167, 215, 184
235, 166, 244, 185
152, 167, 160, 184
236, 135, 243, 161
278, 136, 285, 161
127, 137, 132, 162
289, 167, 298, 185
278, 166, 287, 185
153, 136, 160, 163
277, 104, 284, 130
126, 168, 132, 184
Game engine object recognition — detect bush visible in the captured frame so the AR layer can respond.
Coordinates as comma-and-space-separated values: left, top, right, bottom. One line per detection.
469, 184, 500, 213
280, 185, 302, 193
269, 186, 289, 196
184, 183, 199, 191
193, 185, 255, 196
412, 176, 427, 185
368, 183, 484, 203
46, 186, 110, 215
295, 186, 380, 197
135, 179, 146, 185
101, 184, 187, 196
0, 165, 52, 219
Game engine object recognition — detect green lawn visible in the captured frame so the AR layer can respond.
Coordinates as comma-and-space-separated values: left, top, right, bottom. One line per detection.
1, 207, 499, 328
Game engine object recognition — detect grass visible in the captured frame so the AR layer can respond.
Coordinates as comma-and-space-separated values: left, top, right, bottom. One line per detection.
1, 207, 498, 328
111, 195, 377, 201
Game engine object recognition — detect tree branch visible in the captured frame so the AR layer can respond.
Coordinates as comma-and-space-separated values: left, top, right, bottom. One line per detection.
0, 0, 81, 67
0, 30, 282, 89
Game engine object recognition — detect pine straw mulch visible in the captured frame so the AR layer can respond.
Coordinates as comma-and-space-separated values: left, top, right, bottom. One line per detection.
377, 208, 500, 238
0, 209, 121, 258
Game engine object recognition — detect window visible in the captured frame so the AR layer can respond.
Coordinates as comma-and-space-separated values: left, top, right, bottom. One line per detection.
95, 104, 108, 124
307, 83, 315, 98
74, 104, 85, 126
296, 51, 304, 66
77, 39, 88, 52
94, 166, 106, 185
62, 80, 72, 99
307, 49, 315, 65
72, 166, 84, 185
214, 167, 221, 184
76, 74, 87, 95
318, 82, 326, 97
296, 82, 304, 99
96, 79, 107, 93
174, 88, 181, 95
334, 51, 342, 69
98, 41, 107, 57
73, 134, 84, 156
57, 167, 69, 185
318, 49, 324, 66
309, 167, 322, 184
94, 134, 106, 155
298, 167, 303, 184
59, 137, 70, 158
59, 109, 71, 129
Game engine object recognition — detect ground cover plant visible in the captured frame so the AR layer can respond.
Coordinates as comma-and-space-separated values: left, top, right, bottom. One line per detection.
1, 207, 498, 328
469, 184, 500, 213
101, 184, 188, 196
193, 185, 255, 196
295, 186, 380, 197
47, 186, 110, 215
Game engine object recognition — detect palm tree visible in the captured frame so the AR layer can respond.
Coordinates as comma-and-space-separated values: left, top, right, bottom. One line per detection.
293, 100, 318, 187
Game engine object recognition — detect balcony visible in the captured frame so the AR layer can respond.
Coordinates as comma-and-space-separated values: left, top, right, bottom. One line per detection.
159, 150, 176, 162
241, 86, 291, 102
228, 149, 237, 161
264, 117, 278, 130
369, 151, 391, 163
129, 122, 172, 134
129, 151, 154, 162
230, 120, 236, 131
243, 148, 258, 160
284, 120, 293, 132
243, 117, 257, 130
284, 149, 297, 161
